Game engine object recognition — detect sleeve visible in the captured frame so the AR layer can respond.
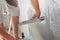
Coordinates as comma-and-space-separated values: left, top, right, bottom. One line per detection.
7, 3, 20, 16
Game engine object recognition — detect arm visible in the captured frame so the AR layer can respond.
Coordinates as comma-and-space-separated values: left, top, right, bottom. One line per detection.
31, 0, 41, 18
0, 28, 15, 40
6, 0, 20, 40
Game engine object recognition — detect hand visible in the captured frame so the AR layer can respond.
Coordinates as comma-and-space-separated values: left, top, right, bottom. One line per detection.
32, 12, 40, 18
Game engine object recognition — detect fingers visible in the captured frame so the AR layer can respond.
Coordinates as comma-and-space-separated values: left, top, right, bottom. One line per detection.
32, 13, 40, 19
32, 14, 36, 18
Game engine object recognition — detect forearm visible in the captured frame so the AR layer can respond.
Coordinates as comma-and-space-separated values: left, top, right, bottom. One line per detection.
11, 16, 19, 25
0, 28, 15, 40
31, 0, 40, 13
11, 16, 19, 40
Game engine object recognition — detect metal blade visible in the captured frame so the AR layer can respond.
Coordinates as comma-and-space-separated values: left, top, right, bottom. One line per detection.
19, 17, 44, 25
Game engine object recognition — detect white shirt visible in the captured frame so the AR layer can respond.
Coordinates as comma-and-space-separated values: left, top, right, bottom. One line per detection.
45, 0, 60, 39
0, 0, 20, 23
38, 0, 60, 39
18, 0, 35, 22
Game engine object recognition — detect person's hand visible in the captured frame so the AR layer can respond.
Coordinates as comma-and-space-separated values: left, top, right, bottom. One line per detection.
32, 12, 40, 18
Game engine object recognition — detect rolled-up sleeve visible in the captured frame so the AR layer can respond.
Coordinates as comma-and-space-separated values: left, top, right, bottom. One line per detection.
7, 3, 20, 16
